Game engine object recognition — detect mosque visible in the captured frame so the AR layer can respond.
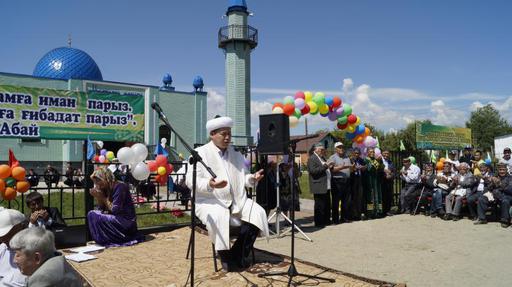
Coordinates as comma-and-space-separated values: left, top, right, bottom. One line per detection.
0, 0, 256, 171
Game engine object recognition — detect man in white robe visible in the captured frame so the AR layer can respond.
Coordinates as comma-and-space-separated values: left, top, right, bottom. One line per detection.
186, 116, 269, 271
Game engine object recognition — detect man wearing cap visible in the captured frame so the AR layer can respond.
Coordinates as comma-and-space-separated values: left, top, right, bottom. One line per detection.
399, 157, 421, 214
328, 142, 352, 224
0, 207, 28, 287
499, 147, 512, 174
185, 116, 269, 271
308, 143, 334, 227
447, 150, 460, 173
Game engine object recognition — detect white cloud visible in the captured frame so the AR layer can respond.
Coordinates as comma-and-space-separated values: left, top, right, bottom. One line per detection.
206, 88, 225, 119
370, 88, 433, 101
342, 78, 353, 96
430, 100, 465, 126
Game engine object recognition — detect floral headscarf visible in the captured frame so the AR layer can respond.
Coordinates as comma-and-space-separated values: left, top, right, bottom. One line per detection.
90, 166, 115, 187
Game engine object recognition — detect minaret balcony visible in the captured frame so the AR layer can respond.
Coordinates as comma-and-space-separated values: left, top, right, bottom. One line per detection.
218, 25, 258, 49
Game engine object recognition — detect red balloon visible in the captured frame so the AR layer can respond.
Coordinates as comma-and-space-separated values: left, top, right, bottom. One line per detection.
300, 104, 310, 115
93, 155, 100, 163
337, 123, 348, 130
294, 91, 305, 99
272, 103, 284, 110
347, 114, 357, 124
147, 161, 158, 172
167, 163, 174, 173
332, 96, 342, 108
157, 174, 167, 185
155, 155, 167, 166
283, 104, 295, 116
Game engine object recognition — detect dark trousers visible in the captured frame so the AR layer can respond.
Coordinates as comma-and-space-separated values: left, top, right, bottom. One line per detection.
382, 178, 394, 214
351, 176, 363, 219
400, 183, 419, 213
466, 192, 482, 218
230, 222, 260, 263
331, 178, 351, 223
314, 193, 331, 227
477, 194, 512, 222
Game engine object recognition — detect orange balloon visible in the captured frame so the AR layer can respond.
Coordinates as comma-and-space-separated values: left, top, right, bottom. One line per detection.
11, 167, 26, 181
283, 103, 295, 116
0, 165, 11, 179
3, 187, 16, 201
364, 127, 370, 137
439, 157, 446, 163
436, 161, 444, 170
16, 181, 30, 193
0, 179, 5, 193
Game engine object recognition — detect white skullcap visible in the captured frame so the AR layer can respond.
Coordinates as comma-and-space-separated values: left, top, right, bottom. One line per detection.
0, 208, 26, 237
206, 116, 233, 134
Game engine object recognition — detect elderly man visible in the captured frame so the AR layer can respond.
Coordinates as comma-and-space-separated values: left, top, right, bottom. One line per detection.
381, 150, 395, 216
328, 142, 352, 224
431, 162, 456, 218
0, 208, 28, 287
474, 163, 512, 227
308, 143, 334, 227
444, 162, 476, 221
10, 228, 81, 287
499, 147, 512, 174
399, 157, 421, 214
186, 116, 268, 271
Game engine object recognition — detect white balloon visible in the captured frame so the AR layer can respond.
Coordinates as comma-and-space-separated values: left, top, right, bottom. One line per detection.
132, 162, 150, 181
96, 141, 104, 149
131, 143, 148, 163
117, 147, 135, 165
289, 116, 299, 128
98, 155, 106, 163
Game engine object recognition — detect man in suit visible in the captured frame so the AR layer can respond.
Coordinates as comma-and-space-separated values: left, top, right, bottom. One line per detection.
307, 143, 334, 227
10, 227, 81, 287
25, 192, 66, 231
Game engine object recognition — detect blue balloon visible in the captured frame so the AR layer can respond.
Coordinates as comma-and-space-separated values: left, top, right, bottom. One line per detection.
346, 132, 356, 140
355, 124, 365, 135
484, 159, 492, 166
325, 96, 334, 107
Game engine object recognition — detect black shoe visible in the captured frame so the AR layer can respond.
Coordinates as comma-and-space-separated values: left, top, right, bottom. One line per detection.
452, 216, 461, 221
473, 220, 488, 225
500, 222, 510, 228
443, 214, 452, 221
386, 212, 394, 217
430, 213, 437, 218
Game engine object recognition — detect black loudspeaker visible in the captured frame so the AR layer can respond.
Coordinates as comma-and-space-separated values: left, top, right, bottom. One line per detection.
258, 114, 290, 155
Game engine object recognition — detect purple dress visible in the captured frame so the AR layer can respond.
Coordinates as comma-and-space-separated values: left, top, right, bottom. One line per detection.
87, 183, 143, 247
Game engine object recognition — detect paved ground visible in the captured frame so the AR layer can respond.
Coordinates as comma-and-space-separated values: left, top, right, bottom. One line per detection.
257, 202, 512, 287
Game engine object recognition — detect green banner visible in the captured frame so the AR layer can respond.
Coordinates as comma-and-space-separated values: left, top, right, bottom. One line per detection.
416, 122, 471, 150
0, 85, 144, 141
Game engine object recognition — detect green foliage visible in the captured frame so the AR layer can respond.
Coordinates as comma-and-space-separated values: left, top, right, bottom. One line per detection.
466, 104, 512, 150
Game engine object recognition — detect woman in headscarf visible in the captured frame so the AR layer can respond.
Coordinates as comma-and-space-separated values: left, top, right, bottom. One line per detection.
87, 167, 143, 247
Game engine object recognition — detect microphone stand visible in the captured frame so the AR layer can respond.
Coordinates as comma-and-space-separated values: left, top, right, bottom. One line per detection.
151, 103, 216, 287
259, 139, 335, 286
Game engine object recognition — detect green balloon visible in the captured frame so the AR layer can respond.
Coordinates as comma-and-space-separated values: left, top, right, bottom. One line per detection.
5, 177, 15, 187
313, 92, 325, 106
294, 108, 302, 119
409, 156, 416, 164
342, 104, 352, 117
337, 116, 348, 125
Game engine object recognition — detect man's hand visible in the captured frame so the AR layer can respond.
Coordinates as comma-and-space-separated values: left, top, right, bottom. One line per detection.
40, 210, 49, 221
29, 211, 40, 224
252, 169, 265, 182
209, 178, 228, 189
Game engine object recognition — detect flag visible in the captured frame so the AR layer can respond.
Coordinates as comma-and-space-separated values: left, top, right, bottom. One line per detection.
430, 150, 437, 163
8, 149, 19, 167
154, 143, 169, 157
399, 140, 406, 151
486, 152, 491, 160
376, 136, 380, 149
445, 150, 449, 159
86, 136, 95, 160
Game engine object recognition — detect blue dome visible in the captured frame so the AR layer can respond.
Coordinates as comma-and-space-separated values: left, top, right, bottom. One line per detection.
193, 76, 204, 90
162, 73, 173, 85
33, 47, 103, 81
227, 0, 248, 13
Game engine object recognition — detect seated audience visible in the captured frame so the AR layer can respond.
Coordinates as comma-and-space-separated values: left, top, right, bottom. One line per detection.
25, 192, 67, 230
63, 163, 75, 187
73, 168, 85, 188
43, 165, 60, 188
431, 162, 455, 217
410, 163, 436, 215
467, 161, 493, 220
399, 157, 421, 214
0, 208, 28, 287
87, 167, 143, 247
26, 169, 40, 188
474, 163, 512, 228
10, 227, 81, 287
470, 150, 483, 177
444, 163, 476, 221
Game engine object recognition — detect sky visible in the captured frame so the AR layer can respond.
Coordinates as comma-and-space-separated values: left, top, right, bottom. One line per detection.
1, 0, 512, 137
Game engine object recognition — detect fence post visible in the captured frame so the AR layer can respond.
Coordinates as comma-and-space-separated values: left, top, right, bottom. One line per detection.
83, 141, 94, 241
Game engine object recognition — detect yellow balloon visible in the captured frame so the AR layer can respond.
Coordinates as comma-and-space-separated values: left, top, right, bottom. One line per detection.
157, 166, 167, 175
355, 116, 361, 125
319, 104, 329, 114
307, 101, 318, 113
347, 125, 356, 133
304, 91, 313, 102
289, 116, 299, 128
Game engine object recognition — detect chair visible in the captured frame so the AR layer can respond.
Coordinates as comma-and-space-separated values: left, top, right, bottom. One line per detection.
186, 216, 255, 272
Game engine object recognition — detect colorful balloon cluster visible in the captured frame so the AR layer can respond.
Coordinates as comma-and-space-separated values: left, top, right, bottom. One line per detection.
0, 164, 30, 201
271, 91, 370, 144
93, 149, 116, 163
147, 155, 174, 186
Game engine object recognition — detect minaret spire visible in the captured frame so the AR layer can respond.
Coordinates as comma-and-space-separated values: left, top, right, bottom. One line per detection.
67, 34, 72, 48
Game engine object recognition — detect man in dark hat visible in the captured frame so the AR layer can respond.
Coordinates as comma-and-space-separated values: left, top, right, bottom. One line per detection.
459, 145, 474, 166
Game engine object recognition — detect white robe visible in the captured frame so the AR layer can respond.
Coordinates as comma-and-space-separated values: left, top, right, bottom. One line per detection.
185, 141, 269, 251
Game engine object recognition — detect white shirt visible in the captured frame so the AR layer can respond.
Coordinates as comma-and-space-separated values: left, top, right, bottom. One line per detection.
0, 243, 27, 287
499, 157, 512, 174
401, 164, 421, 184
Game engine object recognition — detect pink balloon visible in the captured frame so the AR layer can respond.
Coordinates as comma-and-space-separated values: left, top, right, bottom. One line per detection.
295, 91, 305, 99
294, 98, 306, 109
375, 148, 382, 158
336, 107, 344, 116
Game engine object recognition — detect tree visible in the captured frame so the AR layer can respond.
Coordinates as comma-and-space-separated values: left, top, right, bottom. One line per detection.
466, 104, 512, 150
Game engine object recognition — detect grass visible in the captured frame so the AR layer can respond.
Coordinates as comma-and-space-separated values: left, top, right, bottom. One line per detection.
1, 190, 190, 228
